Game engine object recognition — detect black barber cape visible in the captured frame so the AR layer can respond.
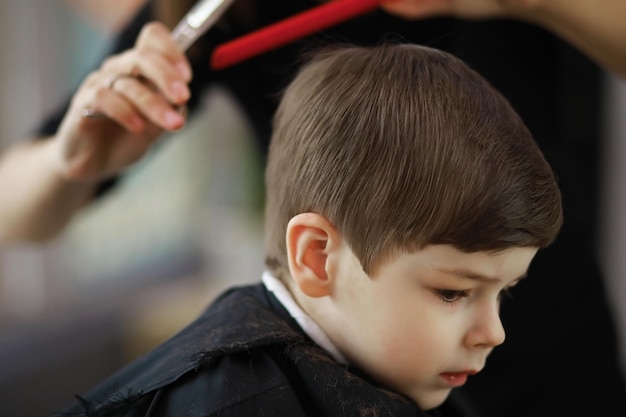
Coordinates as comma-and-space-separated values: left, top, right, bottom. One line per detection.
53, 284, 478, 417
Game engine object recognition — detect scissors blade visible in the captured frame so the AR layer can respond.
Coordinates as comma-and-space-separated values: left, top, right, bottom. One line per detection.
172, 0, 238, 52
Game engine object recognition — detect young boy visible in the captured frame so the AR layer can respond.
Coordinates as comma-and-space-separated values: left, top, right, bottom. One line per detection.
55, 43, 562, 417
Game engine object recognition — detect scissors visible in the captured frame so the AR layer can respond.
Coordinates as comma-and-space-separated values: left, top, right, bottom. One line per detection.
85, 0, 381, 118
82, 0, 236, 119
171, 0, 237, 51
175, 0, 381, 66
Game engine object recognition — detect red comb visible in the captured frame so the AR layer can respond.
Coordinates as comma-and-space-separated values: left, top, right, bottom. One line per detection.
210, 0, 382, 70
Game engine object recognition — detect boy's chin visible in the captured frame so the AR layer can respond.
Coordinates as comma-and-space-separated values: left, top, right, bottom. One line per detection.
408, 387, 453, 411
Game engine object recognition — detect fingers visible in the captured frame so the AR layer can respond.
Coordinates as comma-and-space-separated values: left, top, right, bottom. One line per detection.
109, 75, 186, 130
134, 21, 193, 97
136, 21, 191, 77
379, 0, 452, 19
82, 81, 147, 132
100, 48, 191, 105
379, 0, 509, 20
81, 21, 192, 132
127, 50, 191, 105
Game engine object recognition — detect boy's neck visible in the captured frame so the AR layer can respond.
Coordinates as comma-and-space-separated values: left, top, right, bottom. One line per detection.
262, 271, 348, 365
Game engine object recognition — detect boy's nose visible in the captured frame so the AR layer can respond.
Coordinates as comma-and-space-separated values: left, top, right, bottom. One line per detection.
465, 303, 506, 348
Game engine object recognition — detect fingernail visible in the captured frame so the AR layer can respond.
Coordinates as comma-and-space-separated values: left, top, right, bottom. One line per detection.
164, 110, 184, 129
171, 81, 190, 102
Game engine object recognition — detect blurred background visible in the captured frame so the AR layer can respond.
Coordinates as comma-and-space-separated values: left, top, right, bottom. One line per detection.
0, 1, 624, 416
0, 1, 265, 415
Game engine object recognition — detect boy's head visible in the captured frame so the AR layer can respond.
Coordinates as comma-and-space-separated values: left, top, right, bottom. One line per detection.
265, 43, 561, 277
263, 43, 562, 409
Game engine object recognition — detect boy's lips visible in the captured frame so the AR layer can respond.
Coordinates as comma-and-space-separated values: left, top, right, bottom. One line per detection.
439, 370, 479, 387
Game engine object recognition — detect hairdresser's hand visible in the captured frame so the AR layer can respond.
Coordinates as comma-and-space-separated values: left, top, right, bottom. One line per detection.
380, 0, 626, 78
379, 0, 542, 20
53, 21, 192, 183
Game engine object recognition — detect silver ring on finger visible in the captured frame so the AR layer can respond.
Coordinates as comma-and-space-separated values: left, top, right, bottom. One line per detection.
81, 107, 103, 119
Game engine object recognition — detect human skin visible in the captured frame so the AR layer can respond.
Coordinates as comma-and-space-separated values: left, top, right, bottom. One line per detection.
2, 0, 624, 242
286, 212, 537, 409
379, 0, 626, 77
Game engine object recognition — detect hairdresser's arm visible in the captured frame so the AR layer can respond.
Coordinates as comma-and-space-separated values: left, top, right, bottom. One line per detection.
381, 0, 626, 78
0, 140, 96, 242
0, 22, 191, 243
525, 0, 626, 78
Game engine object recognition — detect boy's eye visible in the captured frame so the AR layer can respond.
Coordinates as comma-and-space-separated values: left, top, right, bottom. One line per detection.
436, 289, 469, 304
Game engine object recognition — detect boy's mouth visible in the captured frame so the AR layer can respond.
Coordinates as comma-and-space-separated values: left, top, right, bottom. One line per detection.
439, 370, 478, 387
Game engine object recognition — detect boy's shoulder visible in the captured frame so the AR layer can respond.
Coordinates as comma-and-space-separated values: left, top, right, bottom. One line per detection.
54, 284, 451, 417
56, 284, 309, 415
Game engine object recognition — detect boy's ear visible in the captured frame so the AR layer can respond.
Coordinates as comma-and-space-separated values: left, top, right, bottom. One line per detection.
286, 213, 339, 298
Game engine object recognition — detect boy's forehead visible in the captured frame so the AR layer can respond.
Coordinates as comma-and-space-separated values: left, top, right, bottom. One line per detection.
388, 245, 537, 283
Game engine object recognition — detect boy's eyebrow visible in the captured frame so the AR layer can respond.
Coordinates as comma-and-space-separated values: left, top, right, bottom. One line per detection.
434, 267, 528, 283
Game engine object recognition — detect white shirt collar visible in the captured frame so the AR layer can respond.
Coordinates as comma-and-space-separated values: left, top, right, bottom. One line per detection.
262, 271, 348, 365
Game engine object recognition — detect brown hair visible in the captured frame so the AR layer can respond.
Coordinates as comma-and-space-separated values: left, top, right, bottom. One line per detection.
263, 43, 563, 278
